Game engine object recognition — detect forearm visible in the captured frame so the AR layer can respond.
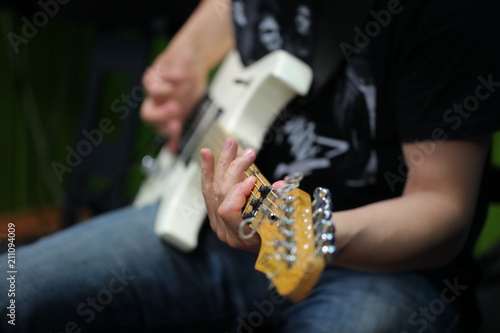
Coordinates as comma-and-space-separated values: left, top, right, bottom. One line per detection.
333, 193, 469, 271
169, 0, 234, 72
331, 138, 488, 272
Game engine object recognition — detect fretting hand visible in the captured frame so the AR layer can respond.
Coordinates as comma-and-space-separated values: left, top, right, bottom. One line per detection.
200, 137, 287, 252
200, 137, 262, 252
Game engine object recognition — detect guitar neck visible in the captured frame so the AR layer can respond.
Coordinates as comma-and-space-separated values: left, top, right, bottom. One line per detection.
241, 161, 275, 221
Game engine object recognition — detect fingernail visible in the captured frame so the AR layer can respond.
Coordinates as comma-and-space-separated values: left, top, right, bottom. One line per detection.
243, 148, 253, 156
223, 138, 232, 150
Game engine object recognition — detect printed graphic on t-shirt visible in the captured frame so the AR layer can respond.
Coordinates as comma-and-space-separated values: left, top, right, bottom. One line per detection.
258, 14, 283, 51
233, 0, 248, 26
274, 117, 350, 178
233, 1, 315, 65
274, 55, 378, 188
232, 0, 379, 188
291, 4, 313, 58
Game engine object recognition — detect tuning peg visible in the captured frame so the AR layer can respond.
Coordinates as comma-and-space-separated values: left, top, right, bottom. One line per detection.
314, 218, 336, 234
315, 225, 335, 242
312, 196, 333, 213
279, 216, 295, 228
284, 173, 304, 185
280, 253, 297, 268
278, 204, 296, 219
279, 227, 296, 241
312, 207, 332, 224
273, 239, 296, 252
284, 206, 295, 217
318, 232, 335, 243
313, 187, 332, 201
317, 244, 337, 262
312, 189, 333, 213
319, 218, 335, 228
278, 173, 304, 199
311, 186, 337, 262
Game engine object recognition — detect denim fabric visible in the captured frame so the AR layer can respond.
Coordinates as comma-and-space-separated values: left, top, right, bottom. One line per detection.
0, 203, 460, 332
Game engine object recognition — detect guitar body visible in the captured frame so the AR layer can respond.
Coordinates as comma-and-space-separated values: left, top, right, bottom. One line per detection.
134, 50, 313, 252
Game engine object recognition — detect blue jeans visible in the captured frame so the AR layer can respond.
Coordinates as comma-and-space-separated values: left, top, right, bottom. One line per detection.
0, 203, 460, 332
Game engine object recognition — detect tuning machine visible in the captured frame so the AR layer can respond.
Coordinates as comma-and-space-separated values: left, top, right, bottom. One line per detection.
276, 172, 304, 228
272, 173, 305, 267
277, 173, 304, 200
312, 187, 337, 261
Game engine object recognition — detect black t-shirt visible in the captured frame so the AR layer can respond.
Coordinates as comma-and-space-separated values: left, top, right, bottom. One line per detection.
231, 0, 500, 321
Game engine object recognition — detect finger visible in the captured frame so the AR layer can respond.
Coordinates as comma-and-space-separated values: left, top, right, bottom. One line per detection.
140, 99, 182, 148
142, 67, 175, 99
272, 180, 288, 190
219, 148, 256, 196
140, 98, 174, 126
218, 176, 256, 226
218, 177, 260, 249
200, 148, 218, 232
219, 178, 262, 252
214, 138, 238, 190
201, 148, 215, 194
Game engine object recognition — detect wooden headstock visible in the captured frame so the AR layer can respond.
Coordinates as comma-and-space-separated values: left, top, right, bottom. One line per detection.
242, 169, 336, 302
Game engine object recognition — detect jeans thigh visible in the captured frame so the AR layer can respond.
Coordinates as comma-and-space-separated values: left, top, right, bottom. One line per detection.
280, 267, 460, 333
0, 203, 269, 333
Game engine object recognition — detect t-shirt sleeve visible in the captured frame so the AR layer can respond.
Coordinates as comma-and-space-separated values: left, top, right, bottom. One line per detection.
388, 0, 500, 142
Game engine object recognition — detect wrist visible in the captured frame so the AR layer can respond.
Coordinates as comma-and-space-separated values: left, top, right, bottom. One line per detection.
168, 0, 234, 73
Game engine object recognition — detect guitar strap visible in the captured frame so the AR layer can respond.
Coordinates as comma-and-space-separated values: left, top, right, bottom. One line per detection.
306, 0, 381, 100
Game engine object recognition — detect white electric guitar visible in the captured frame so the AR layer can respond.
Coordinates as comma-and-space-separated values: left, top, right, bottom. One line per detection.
134, 50, 337, 302
134, 50, 313, 251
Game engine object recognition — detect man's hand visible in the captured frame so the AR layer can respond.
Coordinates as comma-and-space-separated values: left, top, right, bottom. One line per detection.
200, 137, 262, 252
140, 0, 234, 153
141, 47, 207, 153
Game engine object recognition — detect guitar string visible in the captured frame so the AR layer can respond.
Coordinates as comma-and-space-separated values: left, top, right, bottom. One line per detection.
205, 126, 283, 209
201, 127, 306, 248
202, 129, 267, 211
208, 125, 282, 204
206, 119, 331, 268
203, 128, 279, 198
204, 130, 278, 215
199, 126, 290, 228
